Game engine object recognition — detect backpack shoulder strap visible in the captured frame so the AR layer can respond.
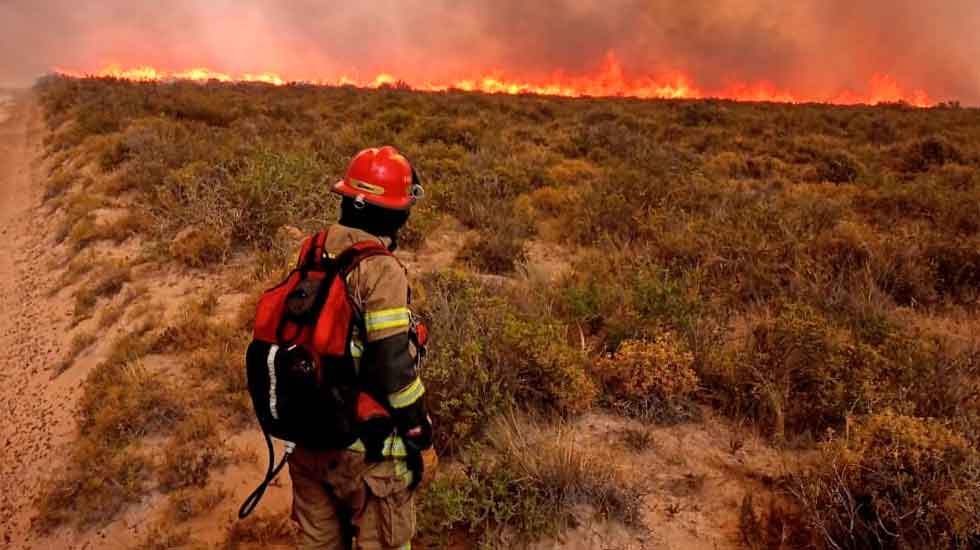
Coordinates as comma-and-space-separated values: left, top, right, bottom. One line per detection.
333, 240, 393, 276
296, 229, 330, 270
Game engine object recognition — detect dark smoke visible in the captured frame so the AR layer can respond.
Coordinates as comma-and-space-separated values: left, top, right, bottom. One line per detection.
1, 0, 978, 102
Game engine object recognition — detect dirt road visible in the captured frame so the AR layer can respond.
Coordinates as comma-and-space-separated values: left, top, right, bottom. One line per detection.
0, 92, 78, 549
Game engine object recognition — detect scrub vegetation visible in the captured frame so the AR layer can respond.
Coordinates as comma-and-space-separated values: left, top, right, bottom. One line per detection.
33, 75, 980, 549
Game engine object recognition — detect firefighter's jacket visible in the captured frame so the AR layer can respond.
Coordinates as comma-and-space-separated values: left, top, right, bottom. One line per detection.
323, 224, 423, 480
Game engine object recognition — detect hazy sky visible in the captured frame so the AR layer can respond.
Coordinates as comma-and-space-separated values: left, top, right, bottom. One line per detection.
1, 0, 978, 102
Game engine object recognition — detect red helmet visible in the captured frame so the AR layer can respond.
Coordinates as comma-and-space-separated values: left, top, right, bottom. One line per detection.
332, 146, 422, 210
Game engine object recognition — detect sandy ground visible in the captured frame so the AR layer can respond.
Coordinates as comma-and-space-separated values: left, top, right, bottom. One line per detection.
0, 93, 79, 547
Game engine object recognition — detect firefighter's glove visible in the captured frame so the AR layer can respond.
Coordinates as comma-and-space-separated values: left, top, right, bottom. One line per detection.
393, 400, 432, 451
394, 400, 433, 490
360, 415, 394, 464
402, 419, 433, 491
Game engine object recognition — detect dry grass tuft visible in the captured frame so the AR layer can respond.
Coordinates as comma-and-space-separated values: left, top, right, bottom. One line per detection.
53, 331, 97, 374
420, 414, 641, 545
132, 527, 193, 550
167, 487, 229, 523
72, 262, 132, 323
158, 412, 229, 492
224, 511, 298, 550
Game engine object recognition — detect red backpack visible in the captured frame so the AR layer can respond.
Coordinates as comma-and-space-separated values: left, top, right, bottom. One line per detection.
240, 229, 392, 518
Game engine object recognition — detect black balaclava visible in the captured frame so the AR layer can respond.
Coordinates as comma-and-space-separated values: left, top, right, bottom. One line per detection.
338, 197, 411, 251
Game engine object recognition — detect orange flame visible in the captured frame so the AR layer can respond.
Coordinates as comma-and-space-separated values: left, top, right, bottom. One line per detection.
56, 54, 933, 107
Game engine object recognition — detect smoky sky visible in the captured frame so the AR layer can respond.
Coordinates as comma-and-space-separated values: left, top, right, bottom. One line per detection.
1, 0, 978, 102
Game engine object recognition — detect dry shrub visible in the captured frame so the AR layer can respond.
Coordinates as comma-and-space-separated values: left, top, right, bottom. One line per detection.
456, 199, 534, 274
620, 426, 655, 452
730, 305, 887, 442
396, 199, 441, 250
925, 239, 980, 300
592, 334, 699, 421
706, 151, 776, 181
739, 493, 814, 550
545, 158, 601, 187
809, 221, 876, 277
169, 225, 230, 268
457, 231, 528, 274
795, 413, 980, 549
870, 237, 938, 306
809, 150, 862, 184
885, 332, 980, 443
528, 185, 576, 216
898, 136, 963, 174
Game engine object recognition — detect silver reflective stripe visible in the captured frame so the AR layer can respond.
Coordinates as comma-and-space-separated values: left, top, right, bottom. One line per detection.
267, 345, 280, 420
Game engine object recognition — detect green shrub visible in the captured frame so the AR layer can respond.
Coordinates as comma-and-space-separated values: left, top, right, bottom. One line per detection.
418, 272, 596, 452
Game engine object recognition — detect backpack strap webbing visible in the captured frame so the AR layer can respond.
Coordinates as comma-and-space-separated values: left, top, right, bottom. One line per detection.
298, 230, 330, 271
334, 240, 392, 276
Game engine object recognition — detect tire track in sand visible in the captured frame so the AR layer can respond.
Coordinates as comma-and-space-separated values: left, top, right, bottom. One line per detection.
0, 92, 79, 549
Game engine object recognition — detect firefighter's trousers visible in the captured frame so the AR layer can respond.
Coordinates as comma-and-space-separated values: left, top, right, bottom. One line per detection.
289, 447, 415, 550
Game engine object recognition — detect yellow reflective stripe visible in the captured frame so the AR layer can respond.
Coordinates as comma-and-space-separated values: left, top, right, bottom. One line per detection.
384, 435, 408, 458
350, 339, 364, 358
389, 377, 425, 409
364, 307, 411, 332
348, 435, 408, 458
394, 460, 413, 486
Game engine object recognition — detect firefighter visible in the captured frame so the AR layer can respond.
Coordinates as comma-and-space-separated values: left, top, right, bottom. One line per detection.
288, 146, 432, 550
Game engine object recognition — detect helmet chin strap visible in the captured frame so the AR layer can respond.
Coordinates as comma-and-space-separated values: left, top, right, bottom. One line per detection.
409, 163, 424, 205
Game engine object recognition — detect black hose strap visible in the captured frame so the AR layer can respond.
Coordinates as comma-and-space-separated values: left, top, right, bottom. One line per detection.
238, 430, 294, 519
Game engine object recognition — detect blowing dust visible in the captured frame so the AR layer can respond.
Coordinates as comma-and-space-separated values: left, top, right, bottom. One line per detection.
0, 94, 14, 124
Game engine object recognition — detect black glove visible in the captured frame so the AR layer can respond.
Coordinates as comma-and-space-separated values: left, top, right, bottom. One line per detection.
360, 415, 394, 464
393, 400, 432, 451
393, 400, 432, 489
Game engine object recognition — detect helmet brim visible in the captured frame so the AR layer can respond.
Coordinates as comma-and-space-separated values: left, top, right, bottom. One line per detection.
332, 180, 415, 210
